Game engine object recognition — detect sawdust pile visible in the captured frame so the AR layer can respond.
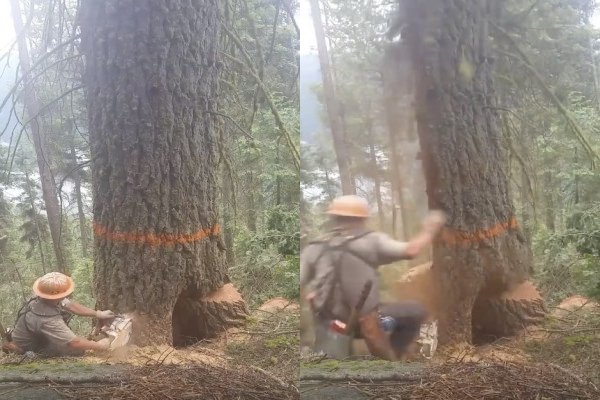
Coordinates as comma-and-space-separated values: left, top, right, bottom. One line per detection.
500, 280, 542, 300
85, 344, 227, 366
52, 361, 299, 400
345, 361, 599, 399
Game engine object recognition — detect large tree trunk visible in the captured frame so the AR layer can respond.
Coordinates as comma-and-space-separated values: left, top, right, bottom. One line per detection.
80, 0, 247, 346
10, 0, 67, 273
402, 0, 539, 344
309, 0, 355, 195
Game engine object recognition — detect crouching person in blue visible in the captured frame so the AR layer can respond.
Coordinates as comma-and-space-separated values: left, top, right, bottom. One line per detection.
301, 195, 446, 361
3, 272, 116, 357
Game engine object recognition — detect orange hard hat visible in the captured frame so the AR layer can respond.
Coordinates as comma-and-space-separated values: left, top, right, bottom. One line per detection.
33, 272, 74, 300
326, 195, 370, 218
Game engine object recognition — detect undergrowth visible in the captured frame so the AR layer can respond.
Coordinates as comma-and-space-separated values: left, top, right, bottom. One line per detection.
521, 309, 600, 385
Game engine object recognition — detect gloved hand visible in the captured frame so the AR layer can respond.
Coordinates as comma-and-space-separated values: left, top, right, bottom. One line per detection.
96, 310, 115, 320
423, 210, 447, 233
97, 337, 111, 351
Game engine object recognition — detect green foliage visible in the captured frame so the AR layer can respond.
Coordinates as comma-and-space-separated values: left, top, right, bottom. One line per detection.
533, 204, 600, 303
232, 214, 300, 308
221, 0, 300, 308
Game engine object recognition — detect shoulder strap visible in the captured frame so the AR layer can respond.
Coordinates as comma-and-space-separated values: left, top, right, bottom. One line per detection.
313, 231, 375, 320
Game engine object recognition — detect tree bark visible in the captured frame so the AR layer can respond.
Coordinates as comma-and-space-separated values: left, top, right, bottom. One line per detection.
9, 0, 67, 273
402, 0, 537, 344
80, 0, 247, 346
309, 0, 355, 195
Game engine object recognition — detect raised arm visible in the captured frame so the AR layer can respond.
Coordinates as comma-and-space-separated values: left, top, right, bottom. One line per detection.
376, 211, 446, 263
404, 211, 446, 259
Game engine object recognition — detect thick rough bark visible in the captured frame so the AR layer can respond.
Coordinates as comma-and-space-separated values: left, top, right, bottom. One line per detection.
402, 0, 538, 344
80, 0, 247, 345
309, 0, 355, 195
10, 0, 67, 273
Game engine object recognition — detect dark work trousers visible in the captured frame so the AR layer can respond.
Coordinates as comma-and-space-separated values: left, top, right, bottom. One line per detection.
379, 301, 427, 353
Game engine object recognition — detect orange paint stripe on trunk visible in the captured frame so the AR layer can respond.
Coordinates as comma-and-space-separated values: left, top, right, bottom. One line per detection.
439, 217, 518, 246
93, 222, 220, 246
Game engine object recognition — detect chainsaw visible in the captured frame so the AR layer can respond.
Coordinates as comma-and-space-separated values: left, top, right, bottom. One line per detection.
92, 314, 133, 350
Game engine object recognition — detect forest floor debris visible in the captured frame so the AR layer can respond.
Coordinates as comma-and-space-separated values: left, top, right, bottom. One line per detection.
2, 297, 598, 399
51, 362, 297, 400
224, 298, 299, 381
333, 361, 600, 399
521, 303, 600, 386
299, 297, 600, 399
0, 300, 301, 399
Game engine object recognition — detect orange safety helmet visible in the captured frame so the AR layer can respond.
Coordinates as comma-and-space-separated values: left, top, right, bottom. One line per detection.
33, 272, 75, 300
326, 195, 370, 218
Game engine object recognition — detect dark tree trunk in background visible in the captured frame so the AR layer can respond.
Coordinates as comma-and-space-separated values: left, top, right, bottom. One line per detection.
543, 172, 555, 232
221, 165, 235, 266
10, 0, 67, 273
309, 0, 355, 195
69, 138, 89, 259
366, 117, 384, 229
81, 0, 247, 346
520, 167, 532, 241
382, 43, 413, 241
402, 0, 543, 344
23, 171, 48, 274
246, 171, 257, 232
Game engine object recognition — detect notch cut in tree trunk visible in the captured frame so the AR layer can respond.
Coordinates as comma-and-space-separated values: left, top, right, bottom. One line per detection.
394, 262, 546, 345
172, 283, 247, 347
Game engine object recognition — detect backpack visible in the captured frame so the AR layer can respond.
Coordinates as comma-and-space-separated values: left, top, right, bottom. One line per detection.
10, 297, 73, 344
308, 231, 375, 321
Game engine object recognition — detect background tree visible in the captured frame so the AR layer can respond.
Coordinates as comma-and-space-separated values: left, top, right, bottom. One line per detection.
8, 0, 67, 272
309, 0, 355, 194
